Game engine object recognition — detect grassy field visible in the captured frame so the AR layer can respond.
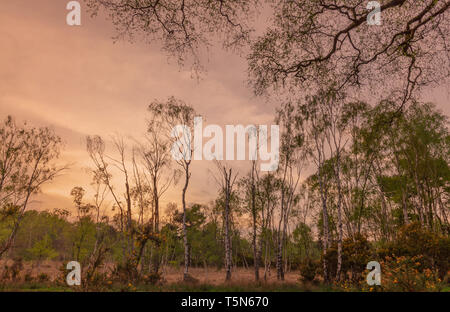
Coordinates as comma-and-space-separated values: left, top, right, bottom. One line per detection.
0, 260, 335, 292
0, 282, 335, 292
1, 260, 448, 292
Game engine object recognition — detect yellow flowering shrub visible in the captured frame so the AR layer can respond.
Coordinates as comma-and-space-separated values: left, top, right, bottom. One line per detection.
378, 255, 446, 292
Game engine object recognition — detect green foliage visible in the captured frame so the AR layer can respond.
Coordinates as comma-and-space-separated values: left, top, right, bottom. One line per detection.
27, 234, 59, 262
291, 223, 320, 265
9, 210, 73, 261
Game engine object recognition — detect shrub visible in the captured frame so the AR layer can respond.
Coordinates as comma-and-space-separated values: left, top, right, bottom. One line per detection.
342, 234, 373, 281
37, 273, 50, 283
377, 255, 446, 292
378, 222, 450, 278
299, 258, 319, 282
84, 271, 109, 291
142, 272, 163, 285
1, 258, 24, 282
323, 234, 373, 282
24, 272, 35, 282
110, 261, 139, 284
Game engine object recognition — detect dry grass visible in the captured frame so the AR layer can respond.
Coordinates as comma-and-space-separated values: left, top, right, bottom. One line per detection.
0, 260, 300, 285
0, 259, 62, 280
161, 267, 300, 285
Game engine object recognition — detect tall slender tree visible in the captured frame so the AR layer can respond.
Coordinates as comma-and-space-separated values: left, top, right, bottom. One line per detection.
148, 97, 198, 280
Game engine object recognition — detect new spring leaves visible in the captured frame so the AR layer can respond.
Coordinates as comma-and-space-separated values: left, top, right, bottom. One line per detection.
66, 1, 382, 27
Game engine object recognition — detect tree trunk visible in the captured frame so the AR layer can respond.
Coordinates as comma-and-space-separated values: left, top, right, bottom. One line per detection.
0, 186, 33, 259
152, 178, 161, 274
251, 171, 259, 281
402, 190, 409, 225
182, 163, 190, 280
335, 153, 343, 282
153, 176, 160, 232
276, 235, 284, 280
224, 184, 232, 281
318, 164, 330, 283
276, 162, 288, 281
263, 236, 269, 281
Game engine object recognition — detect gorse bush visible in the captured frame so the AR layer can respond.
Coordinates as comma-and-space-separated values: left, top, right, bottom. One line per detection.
378, 222, 450, 279
299, 258, 319, 282
323, 234, 373, 282
378, 255, 446, 292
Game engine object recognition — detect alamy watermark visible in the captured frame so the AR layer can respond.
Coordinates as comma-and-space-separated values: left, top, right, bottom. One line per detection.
66, 1, 81, 26
366, 261, 381, 286
170, 117, 280, 172
367, 1, 382, 26
65, 1, 381, 27
66, 261, 81, 286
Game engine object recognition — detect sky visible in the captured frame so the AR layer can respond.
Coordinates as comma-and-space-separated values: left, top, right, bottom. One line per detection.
0, 0, 449, 215
0, 0, 277, 214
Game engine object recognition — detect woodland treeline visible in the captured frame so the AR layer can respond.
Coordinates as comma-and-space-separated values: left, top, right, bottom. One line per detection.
1, 96, 449, 290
